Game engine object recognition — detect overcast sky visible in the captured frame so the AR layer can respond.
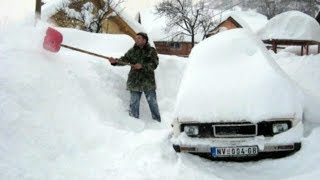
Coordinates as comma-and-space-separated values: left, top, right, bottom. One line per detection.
0, 0, 162, 22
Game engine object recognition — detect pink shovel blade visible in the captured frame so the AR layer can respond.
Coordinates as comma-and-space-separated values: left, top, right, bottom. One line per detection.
43, 27, 63, 52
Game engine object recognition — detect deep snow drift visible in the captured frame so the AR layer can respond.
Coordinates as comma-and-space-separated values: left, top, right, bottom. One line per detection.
175, 29, 303, 123
1, 22, 320, 180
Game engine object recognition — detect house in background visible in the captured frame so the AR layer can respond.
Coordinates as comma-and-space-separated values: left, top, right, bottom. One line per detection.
206, 16, 241, 37
152, 41, 194, 57
258, 11, 320, 55
41, 0, 146, 41
206, 11, 268, 37
138, 8, 203, 57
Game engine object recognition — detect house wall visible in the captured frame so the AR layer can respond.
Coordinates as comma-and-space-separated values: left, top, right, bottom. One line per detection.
206, 19, 240, 37
101, 18, 122, 34
100, 15, 137, 39
155, 42, 193, 57
50, 1, 137, 40
221, 20, 238, 30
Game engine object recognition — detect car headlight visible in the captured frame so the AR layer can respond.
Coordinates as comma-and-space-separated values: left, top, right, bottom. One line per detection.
273, 123, 289, 134
184, 125, 199, 136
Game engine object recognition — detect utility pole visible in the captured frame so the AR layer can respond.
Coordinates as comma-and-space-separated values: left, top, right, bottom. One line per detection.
35, 0, 42, 22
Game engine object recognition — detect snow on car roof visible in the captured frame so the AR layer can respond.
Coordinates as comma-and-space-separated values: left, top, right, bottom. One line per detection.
258, 11, 320, 42
174, 29, 304, 123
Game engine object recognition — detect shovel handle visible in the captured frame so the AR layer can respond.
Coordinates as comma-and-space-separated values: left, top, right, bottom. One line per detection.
61, 44, 110, 59
60, 44, 131, 66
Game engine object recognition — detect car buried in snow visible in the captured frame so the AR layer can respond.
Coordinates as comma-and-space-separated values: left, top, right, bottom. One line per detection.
170, 29, 303, 160
171, 117, 302, 160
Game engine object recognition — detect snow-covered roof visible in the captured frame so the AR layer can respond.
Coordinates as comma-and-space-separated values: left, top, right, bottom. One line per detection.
174, 29, 303, 123
140, 8, 203, 42
41, 0, 145, 34
219, 10, 268, 33
41, 0, 65, 20
113, 5, 146, 34
258, 11, 320, 42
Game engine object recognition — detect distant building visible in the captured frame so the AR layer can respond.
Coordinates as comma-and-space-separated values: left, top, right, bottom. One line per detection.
206, 16, 241, 37
138, 9, 202, 57
152, 41, 194, 57
206, 11, 268, 37
42, 0, 145, 40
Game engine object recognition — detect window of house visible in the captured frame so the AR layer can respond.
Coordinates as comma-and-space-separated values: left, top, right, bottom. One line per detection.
169, 42, 181, 49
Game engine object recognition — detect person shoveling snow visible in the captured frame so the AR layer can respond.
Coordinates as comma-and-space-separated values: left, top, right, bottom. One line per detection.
42, 28, 161, 122
107, 32, 161, 122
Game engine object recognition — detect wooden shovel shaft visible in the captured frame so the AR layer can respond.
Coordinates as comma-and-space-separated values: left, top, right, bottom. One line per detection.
60, 44, 131, 66
61, 44, 110, 59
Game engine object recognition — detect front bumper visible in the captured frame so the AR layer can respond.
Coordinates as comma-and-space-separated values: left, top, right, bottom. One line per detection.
171, 121, 303, 160
172, 143, 301, 160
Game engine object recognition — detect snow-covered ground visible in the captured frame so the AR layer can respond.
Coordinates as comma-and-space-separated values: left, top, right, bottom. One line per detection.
1, 21, 320, 180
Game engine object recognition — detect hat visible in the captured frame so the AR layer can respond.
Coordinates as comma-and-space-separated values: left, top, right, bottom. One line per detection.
136, 32, 149, 42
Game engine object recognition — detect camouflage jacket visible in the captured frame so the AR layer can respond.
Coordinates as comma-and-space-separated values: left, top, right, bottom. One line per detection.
114, 43, 159, 92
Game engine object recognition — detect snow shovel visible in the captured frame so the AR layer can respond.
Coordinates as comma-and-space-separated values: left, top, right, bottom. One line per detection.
43, 27, 131, 65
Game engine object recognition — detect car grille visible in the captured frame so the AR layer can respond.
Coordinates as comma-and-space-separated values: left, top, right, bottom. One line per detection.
180, 121, 292, 138
213, 124, 257, 138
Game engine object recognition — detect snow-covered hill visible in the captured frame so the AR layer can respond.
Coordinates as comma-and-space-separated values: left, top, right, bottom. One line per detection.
1, 22, 320, 180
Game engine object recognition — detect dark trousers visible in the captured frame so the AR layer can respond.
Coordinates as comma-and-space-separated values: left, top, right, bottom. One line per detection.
129, 90, 161, 122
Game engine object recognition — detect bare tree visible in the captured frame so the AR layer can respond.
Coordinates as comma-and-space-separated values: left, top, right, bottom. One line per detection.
264, 0, 276, 19
155, 0, 215, 47
57, 0, 124, 33
198, 1, 217, 40
242, 0, 320, 18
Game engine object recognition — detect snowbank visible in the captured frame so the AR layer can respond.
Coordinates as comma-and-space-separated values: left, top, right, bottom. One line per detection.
258, 11, 320, 42
56, 27, 134, 57
0, 23, 185, 179
273, 52, 320, 123
2, 21, 320, 180
174, 29, 304, 123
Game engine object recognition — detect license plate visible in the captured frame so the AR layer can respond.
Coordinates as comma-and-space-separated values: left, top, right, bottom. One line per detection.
211, 146, 258, 157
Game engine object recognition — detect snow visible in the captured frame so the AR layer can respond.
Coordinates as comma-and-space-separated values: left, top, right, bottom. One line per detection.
1, 16, 320, 180
258, 11, 320, 42
174, 29, 303, 123
220, 10, 268, 33
41, 0, 146, 35
55, 27, 134, 57
272, 51, 320, 123
112, 5, 147, 36
41, 0, 68, 21
0, 22, 184, 179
